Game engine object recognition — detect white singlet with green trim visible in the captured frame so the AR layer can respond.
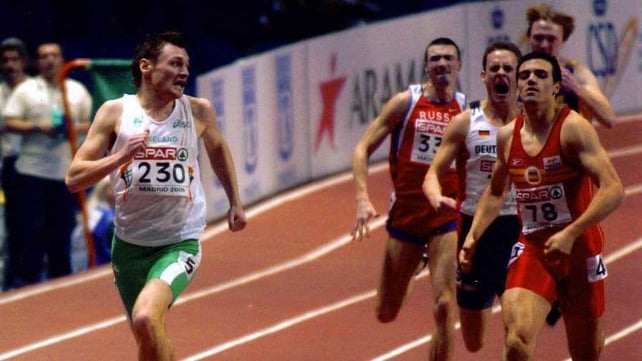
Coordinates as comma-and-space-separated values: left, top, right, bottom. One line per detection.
110, 94, 206, 246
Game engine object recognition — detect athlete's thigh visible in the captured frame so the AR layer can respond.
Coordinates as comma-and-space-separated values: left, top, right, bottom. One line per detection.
428, 230, 457, 296
112, 238, 152, 318
378, 237, 424, 298
559, 236, 606, 319
148, 240, 202, 302
132, 279, 175, 318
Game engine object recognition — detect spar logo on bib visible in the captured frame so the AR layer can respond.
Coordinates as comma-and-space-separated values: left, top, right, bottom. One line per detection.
134, 147, 180, 160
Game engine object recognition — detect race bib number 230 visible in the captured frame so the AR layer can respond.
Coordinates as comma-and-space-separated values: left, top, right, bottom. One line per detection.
130, 146, 192, 196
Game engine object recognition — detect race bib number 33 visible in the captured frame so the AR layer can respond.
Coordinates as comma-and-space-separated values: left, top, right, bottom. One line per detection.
410, 119, 445, 164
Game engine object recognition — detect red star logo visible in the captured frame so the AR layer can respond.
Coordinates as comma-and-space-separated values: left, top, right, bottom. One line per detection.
314, 54, 346, 152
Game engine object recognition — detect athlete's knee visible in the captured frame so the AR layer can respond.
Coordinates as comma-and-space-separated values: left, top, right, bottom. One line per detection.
131, 308, 162, 341
504, 328, 533, 361
433, 296, 454, 326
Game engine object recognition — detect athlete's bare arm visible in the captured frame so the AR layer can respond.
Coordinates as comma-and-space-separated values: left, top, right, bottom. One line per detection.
351, 90, 411, 241
66, 99, 147, 192
423, 109, 470, 211
190, 96, 246, 231
565, 63, 615, 128
544, 111, 624, 256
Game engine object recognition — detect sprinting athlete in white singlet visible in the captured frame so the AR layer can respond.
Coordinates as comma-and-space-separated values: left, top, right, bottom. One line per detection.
66, 32, 246, 360
424, 41, 522, 354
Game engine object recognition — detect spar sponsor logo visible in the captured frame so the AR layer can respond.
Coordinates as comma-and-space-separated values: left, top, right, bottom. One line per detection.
416, 121, 447, 135
134, 146, 187, 161
515, 185, 564, 202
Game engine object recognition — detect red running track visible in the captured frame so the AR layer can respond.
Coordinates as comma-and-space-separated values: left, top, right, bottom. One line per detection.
0, 117, 640, 360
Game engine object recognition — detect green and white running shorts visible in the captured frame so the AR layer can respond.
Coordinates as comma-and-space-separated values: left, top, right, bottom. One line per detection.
111, 236, 201, 318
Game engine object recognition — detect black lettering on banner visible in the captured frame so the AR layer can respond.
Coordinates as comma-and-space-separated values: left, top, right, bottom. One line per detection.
588, 22, 617, 77
351, 60, 419, 126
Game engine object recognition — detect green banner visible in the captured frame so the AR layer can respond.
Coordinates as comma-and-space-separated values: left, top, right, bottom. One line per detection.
87, 59, 137, 118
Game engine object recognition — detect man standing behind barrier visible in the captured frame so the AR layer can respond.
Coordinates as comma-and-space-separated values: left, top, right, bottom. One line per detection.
66, 31, 247, 360
3, 41, 92, 289
423, 41, 522, 354
351, 37, 466, 361
460, 52, 623, 361
0, 37, 30, 289
525, 3, 615, 128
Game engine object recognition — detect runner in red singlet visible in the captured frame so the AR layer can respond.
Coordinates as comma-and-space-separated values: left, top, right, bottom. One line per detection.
460, 52, 624, 361
351, 37, 466, 361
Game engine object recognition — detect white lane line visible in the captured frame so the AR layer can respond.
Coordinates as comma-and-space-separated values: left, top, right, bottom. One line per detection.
624, 184, 642, 196
176, 218, 388, 305
183, 290, 378, 361
613, 114, 642, 124
181, 271, 432, 361
609, 144, 642, 159
0, 316, 126, 360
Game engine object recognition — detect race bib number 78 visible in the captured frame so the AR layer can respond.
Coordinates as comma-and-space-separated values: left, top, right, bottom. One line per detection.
517, 183, 572, 234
